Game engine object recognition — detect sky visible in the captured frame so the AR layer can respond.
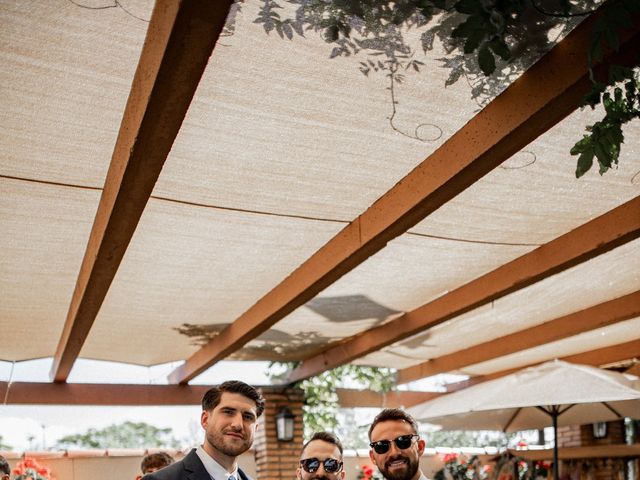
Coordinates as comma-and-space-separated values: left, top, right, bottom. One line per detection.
0, 358, 274, 451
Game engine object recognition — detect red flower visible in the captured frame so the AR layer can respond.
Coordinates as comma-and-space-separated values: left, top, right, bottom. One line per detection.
12, 457, 54, 480
442, 453, 459, 464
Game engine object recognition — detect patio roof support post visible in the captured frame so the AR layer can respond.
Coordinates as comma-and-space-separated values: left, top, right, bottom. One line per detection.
552, 406, 559, 480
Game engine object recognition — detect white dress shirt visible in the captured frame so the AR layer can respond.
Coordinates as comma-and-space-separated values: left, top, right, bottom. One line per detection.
196, 445, 240, 480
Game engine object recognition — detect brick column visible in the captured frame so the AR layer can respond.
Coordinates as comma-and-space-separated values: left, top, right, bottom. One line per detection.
254, 387, 305, 480
556, 421, 626, 479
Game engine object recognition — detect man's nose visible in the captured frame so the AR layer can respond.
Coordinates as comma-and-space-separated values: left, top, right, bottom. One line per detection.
230, 412, 244, 427
388, 441, 402, 454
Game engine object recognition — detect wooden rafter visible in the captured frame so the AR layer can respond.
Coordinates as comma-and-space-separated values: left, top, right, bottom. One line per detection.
397, 290, 640, 384
335, 388, 442, 408
288, 196, 640, 383
0, 382, 438, 407
0, 382, 211, 405
444, 338, 640, 392
49, 0, 233, 382
169, 5, 640, 385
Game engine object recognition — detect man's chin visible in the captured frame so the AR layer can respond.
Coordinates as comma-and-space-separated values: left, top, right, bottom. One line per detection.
381, 464, 416, 480
219, 442, 249, 457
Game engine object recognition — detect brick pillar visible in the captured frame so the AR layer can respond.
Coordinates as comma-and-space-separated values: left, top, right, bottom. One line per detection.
556, 421, 626, 480
254, 387, 305, 480
557, 421, 625, 448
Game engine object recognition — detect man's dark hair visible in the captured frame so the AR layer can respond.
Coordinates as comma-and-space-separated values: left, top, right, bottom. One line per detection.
202, 380, 265, 418
0, 455, 10, 475
0, 455, 11, 475
368, 408, 419, 439
300, 431, 344, 457
141, 452, 174, 474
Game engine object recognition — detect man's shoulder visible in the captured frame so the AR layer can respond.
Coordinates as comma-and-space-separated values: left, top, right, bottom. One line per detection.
143, 460, 186, 480
144, 450, 202, 480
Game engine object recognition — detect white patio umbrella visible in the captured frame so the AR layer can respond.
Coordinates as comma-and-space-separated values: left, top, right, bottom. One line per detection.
407, 360, 640, 479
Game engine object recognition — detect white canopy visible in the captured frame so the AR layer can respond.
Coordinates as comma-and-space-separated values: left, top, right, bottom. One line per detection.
0, 0, 639, 392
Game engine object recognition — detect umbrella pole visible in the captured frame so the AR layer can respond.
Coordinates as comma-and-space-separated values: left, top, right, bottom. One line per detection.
552, 407, 559, 480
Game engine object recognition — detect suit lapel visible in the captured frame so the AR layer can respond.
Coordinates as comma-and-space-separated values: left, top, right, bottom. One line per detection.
238, 468, 252, 480
182, 449, 211, 480
182, 448, 253, 480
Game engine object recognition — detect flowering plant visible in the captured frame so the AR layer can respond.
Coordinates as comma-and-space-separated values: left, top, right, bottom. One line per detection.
357, 464, 383, 480
435, 453, 485, 480
493, 455, 550, 480
12, 457, 55, 480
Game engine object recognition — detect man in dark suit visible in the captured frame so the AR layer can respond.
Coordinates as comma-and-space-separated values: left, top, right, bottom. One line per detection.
145, 380, 265, 480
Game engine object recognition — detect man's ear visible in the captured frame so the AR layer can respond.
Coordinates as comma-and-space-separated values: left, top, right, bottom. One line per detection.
201, 409, 209, 429
295, 467, 303, 480
135, 475, 143, 480
369, 449, 376, 464
417, 438, 426, 456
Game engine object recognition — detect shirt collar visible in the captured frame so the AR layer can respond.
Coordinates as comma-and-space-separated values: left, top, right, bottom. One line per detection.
196, 445, 239, 480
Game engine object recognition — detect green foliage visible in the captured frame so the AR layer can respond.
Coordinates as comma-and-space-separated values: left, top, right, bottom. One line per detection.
268, 362, 395, 438
0, 434, 12, 450
573, 0, 640, 177
249, 0, 640, 177
54, 421, 180, 449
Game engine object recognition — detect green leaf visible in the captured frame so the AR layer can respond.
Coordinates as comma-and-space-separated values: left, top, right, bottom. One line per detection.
478, 44, 495, 75
594, 139, 612, 169
489, 38, 511, 61
451, 14, 485, 38
455, 0, 483, 15
570, 135, 591, 155
464, 27, 486, 53
575, 150, 594, 178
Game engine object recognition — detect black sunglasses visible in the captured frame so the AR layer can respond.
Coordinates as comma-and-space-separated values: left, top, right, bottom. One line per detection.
299, 458, 343, 474
369, 434, 419, 454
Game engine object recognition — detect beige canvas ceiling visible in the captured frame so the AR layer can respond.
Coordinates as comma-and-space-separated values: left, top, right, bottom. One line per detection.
1, 0, 639, 396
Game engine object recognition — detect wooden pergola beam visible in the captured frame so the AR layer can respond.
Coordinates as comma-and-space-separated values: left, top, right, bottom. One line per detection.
169, 4, 640, 385
0, 382, 211, 405
49, 0, 233, 382
397, 290, 640, 384
444, 338, 640, 393
0, 382, 440, 407
289, 196, 640, 383
335, 388, 443, 408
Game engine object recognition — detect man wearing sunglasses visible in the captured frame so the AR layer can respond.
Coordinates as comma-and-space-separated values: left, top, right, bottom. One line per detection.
297, 432, 345, 480
368, 409, 427, 480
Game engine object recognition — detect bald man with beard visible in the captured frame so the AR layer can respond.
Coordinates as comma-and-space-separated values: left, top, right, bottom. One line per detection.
297, 432, 345, 480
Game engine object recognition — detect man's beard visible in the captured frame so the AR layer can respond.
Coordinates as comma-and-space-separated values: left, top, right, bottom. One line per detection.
378, 454, 419, 480
305, 475, 332, 480
206, 430, 251, 457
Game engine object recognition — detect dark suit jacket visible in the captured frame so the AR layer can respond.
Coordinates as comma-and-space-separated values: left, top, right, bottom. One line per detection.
144, 448, 253, 480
